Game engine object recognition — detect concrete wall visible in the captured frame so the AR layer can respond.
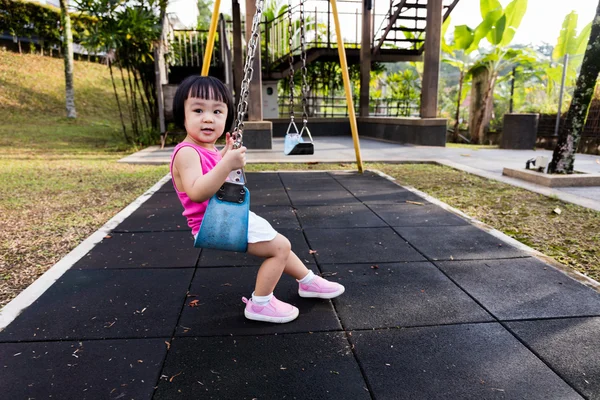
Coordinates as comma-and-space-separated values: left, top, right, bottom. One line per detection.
268, 117, 447, 147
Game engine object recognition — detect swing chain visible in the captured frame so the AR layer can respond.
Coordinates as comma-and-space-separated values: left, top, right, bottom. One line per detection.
232, 0, 265, 149
300, 0, 309, 127
287, 0, 295, 122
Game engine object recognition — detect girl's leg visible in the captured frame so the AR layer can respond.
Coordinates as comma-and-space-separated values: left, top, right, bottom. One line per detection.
247, 234, 291, 296
283, 250, 311, 280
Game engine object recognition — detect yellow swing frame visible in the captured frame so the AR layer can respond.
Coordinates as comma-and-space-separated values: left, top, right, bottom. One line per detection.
201, 0, 364, 173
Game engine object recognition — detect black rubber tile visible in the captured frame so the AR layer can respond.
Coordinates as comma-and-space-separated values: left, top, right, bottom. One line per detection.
249, 187, 292, 206
154, 333, 370, 399
295, 204, 387, 228
328, 170, 382, 181
288, 189, 360, 206
138, 190, 183, 209
321, 263, 493, 329
436, 258, 600, 320
73, 231, 198, 269
244, 172, 285, 191
507, 317, 600, 399
280, 172, 346, 191
349, 324, 582, 400
0, 269, 193, 341
368, 203, 470, 227
334, 177, 405, 193
250, 205, 301, 230
158, 180, 176, 193
176, 266, 341, 336
113, 192, 188, 232
0, 339, 166, 399
352, 188, 430, 204
198, 229, 314, 266
303, 227, 426, 264
394, 225, 527, 261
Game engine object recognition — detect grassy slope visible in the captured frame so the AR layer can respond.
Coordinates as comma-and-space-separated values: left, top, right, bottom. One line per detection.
0, 51, 168, 306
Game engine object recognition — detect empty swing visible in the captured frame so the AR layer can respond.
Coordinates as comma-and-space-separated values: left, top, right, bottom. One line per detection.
193, 0, 264, 253
284, 0, 314, 156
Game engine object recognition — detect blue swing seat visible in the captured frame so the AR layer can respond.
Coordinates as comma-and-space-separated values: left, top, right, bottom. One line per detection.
194, 182, 250, 253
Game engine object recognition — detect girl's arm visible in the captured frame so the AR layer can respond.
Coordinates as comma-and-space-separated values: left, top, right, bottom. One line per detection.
173, 145, 246, 203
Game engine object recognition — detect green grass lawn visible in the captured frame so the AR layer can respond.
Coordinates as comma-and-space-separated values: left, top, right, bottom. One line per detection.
0, 51, 168, 306
1, 50, 599, 308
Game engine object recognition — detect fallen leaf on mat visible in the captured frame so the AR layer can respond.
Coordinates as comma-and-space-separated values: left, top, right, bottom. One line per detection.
370, 265, 379, 269
553, 208, 562, 215
169, 371, 182, 382
309, 249, 317, 254
406, 201, 424, 206
189, 300, 200, 307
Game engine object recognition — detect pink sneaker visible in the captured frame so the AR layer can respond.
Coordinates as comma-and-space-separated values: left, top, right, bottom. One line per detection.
298, 275, 345, 299
242, 296, 299, 324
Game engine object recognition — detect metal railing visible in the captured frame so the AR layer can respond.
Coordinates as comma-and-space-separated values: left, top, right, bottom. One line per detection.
278, 96, 420, 118
166, 17, 244, 68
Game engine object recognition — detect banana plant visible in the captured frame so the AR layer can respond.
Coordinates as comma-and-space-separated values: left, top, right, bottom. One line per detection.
545, 11, 592, 100
441, 16, 482, 141
465, 0, 529, 144
549, 2, 600, 174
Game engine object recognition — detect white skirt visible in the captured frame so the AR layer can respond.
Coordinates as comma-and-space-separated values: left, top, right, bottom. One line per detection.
248, 211, 278, 243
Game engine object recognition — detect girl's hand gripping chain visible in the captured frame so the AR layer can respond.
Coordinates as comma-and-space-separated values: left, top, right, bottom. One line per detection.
222, 141, 247, 172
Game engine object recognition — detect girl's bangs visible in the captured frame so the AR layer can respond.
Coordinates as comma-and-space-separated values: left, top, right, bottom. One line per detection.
187, 80, 227, 103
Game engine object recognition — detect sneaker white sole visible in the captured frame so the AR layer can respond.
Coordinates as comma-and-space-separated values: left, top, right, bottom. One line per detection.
244, 307, 299, 324
298, 285, 345, 299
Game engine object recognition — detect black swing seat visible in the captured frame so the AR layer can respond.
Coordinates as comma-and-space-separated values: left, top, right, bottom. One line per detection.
288, 142, 314, 155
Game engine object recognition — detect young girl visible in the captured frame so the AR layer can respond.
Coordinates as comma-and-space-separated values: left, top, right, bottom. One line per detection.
170, 75, 345, 324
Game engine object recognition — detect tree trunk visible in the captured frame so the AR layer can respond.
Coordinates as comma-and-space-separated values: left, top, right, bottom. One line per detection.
469, 67, 495, 144
453, 69, 464, 142
60, 0, 77, 118
108, 59, 130, 143
548, 1, 600, 174
119, 64, 136, 136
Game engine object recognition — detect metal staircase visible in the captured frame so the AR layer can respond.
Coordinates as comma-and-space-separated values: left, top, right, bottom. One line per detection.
262, 0, 460, 79
373, 0, 459, 54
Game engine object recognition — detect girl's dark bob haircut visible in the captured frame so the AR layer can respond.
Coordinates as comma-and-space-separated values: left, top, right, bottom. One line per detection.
173, 75, 235, 132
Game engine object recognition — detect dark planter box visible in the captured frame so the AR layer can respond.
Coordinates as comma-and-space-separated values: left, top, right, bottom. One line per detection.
501, 113, 539, 149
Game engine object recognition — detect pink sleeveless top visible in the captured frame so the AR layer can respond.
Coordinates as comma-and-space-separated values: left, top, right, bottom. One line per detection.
170, 142, 222, 235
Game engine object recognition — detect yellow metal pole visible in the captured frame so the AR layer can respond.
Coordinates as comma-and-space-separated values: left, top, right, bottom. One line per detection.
201, 0, 222, 76
329, 0, 364, 173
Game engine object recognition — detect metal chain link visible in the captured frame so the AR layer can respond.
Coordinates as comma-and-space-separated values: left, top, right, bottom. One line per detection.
300, 0, 309, 127
288, 0, 295, 122
232, 0, 265, 149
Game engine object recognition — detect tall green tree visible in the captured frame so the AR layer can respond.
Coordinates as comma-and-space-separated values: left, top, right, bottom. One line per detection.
545, 12, 592, 99
77, 0, 162, 144
59, 0, 76, 118
197, 0, 213, 30
466, 0, 530, 144
548, 0, 600, 174
442, 16, 484, 141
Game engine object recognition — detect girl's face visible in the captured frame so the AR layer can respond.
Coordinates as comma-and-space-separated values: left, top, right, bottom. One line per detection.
183, 96, 228, 148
